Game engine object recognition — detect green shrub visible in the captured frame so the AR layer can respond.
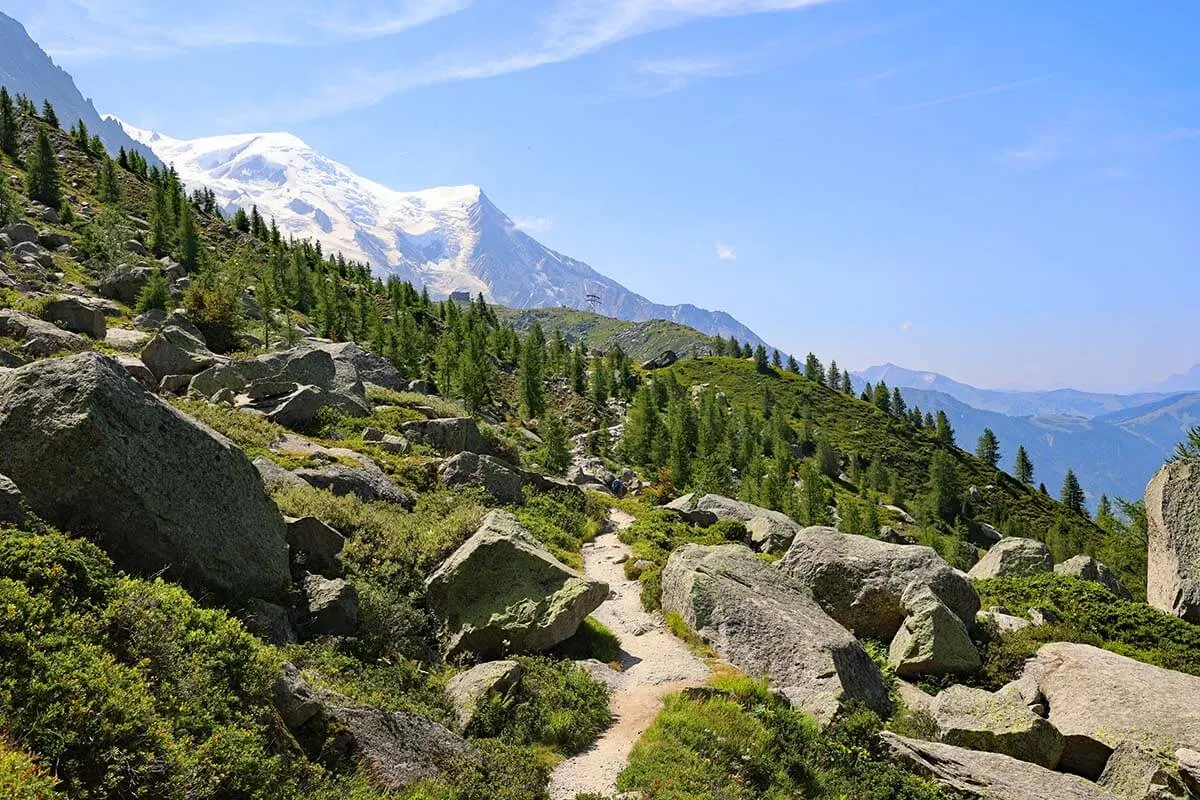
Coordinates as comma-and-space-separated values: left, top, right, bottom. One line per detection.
0, 740, 63, 799
513, 489, 606, 568
135, 271, 170, 313
551, 616, 623, 664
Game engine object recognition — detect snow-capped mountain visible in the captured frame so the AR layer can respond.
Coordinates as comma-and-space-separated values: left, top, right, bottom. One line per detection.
115, 121, 766, 346
0, 11, 161, 168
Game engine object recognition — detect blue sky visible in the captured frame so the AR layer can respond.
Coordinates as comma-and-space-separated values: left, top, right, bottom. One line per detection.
7, 0, 1200, 391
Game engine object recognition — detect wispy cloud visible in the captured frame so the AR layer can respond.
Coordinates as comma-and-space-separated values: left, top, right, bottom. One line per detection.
513, 216, 555, 233
716, 241, 737, 260
891, 75, 1050, 114
899, 320, 912, 332
1004, 131, 1070, 168
1161, 127, 1200, 143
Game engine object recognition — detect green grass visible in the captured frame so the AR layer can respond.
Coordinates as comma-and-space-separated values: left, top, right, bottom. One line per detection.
550, 616, 623, 665
665, 611, 718, 660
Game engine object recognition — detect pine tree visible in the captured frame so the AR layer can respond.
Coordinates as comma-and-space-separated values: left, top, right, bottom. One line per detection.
95, 156, 121, 202
518, 323, 546, 419
541, 413, 570, 475
891, 387, 906, 418
842, 369, 853, 395
233, 207, 250, 233
570, 342, 587, 395
135, 272, 170, 313
935, 411, 955, 446
771, 348, 782, 369
754, 344, 770, 373
827, 360, 840, 389
815, 438, 840, 479
621, 384, 660, 465
927, 450, 961, 522
1060, 469, 1086, 515
1014, 445, 1034, 485
148, 184, 172, 256
40, 99, 59, 128
787, 354, 799, 373
0, 87, 17, 157
804, 353, 823, 384
872, 381, 891, 414
1095, 494, 1116, 532
25, 128, 61, 208
975, 428, 1000, 468
177, 202, 199, 270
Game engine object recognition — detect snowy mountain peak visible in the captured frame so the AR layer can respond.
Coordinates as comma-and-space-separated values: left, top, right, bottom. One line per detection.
114, 118, 766, 346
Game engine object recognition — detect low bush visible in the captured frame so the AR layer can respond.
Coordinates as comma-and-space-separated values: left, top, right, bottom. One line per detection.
550, 616, 623, 664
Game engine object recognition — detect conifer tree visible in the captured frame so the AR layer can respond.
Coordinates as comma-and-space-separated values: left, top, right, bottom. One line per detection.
177, 202, 199, 270
754, 344, 770, 373
95, 156, 121, 202
787, 354, 799, 373
827, 360, 840, 389
621, 384, 660, 465
771, 348, 782, 369
1060, 469, 1086, 515
872, 381, 891, 414
0, 87, 17, 157
25, 127, 61, 208
541, 413, 570, 475
891, 387, 906, 418
742, 342, 753, 358
1095, 494, 1116, 532
570, 342, 587, 394
233, 207, 250, 233
148, 184, 172, 256
975, 428, 1000, 468
1014, 445, 1034, 485
804, 353, 823, 384
40, 99, 59, 128
518, 323, 546, 419
935, 411, 955, 446
842, 369, 853, 395
927, 450, 961, 522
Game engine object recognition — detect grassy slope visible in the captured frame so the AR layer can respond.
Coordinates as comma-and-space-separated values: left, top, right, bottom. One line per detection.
497, 306, 715, 362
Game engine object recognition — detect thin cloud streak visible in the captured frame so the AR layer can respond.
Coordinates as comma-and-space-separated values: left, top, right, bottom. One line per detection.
716, 241, 737, 260
891, 75, 1049, 113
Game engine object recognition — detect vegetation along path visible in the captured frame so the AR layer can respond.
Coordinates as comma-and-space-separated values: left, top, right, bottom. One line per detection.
548, 508, 712, 799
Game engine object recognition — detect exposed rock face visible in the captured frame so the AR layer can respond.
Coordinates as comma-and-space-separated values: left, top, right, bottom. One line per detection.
439, 452, 524, 505
301, 574, 358, 637
661, 542, 889, 723
0, 353, 290, 602
968, 537, 1054, 580
1145, 461, 1200, 622
1097, 742, 1189, 800
97, 264, 156, 304
189, 345, 370, 418
285, 515, 345, 577
1007, 643, 1200, 780
0, 473, 30, 527
141, 325, 216, 380
978, 609, 1033, 633
254, 457, 308, 490
400, 417, 486, 454
930, 685, 1065, 768
640, 350, 678, 370
44, 295, 107, 338
778, 527, 978, 639
293, 460, 412, 507
275, 662, 321, 729
1053, 555, 1132, 600
888, 583, 981, 678
1178, 748, 1200, 796
446, 660, 524, 729
0, 308, 89, 357
265, 385, 349, 430
424, 510, 608, 659
668, 493, 801, 552
310, 340, 405, 392
568, 455, 616, 491
881, 732, 1121, 800
305, 692, 476, 792
0, 222, 36, 245
661, 493, 718, 527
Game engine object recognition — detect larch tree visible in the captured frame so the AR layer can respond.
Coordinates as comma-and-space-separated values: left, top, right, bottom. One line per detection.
1060, 469, 1087, 516
25, 127, 61, 208
975, 428, 1001, 468
1014, 445, 1034, 485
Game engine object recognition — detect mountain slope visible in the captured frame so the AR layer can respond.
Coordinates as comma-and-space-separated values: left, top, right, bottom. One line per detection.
1098, 392, 1200, 452
1150, 363, 1200, 393
857, 362, 1166, 418
114, 123, 766, 346
0, 11, 161, 168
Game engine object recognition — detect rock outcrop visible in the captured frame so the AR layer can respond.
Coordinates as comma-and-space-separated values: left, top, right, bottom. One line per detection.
1145, 460, 1200, 622
141, 325, 216, 380
0, 473, 30, 527
446, 660, 524, 729
439, 452, 524, 505
667, 493, 801, 552
285, 515, 345, 577
661, 542, 889, 723
293, 459, 411, 507
424, 510, 608, 658
400, 417, 487, 454
0, 353, 290, 602
881, 732, 1120, 800
967, 537, 1054, 580
1053, 555, 1132, 600
1006, 642, 1200, 779
778, 527, 978, 639
930, 685, 1065, 768
44, 295, 106, 339
301, 574, 358, 637
888, 583, 981, 678
0, 309, 89, 358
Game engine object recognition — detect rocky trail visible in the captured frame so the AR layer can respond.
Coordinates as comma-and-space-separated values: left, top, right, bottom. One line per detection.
547, 508, 711, 799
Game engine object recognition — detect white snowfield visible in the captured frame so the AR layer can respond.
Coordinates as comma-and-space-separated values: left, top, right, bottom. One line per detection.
113, 119, 766, 345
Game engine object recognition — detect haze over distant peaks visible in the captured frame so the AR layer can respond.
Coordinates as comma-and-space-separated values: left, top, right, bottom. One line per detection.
114, 121, 767, 347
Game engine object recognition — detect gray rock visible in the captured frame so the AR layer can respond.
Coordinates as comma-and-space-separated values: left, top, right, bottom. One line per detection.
0, 310, 88, 359
124, 238, 148, 256
105, 327, 151, 352
661, 542, 889, 724
439, 452, 524, 505
246, 379, 299, 400
141, 325, 215, 380
308, 340, 405, 392
1146, 461, 1200, 622
286, 515, 345, 576
401, 417, 486, 454
190, 346, 369, 417
568, 455, 617, 489
1097, 742, 1188, 800
967, 537, 1054, 579
132, 308, 166, 331
0, 233, 9, 251
881, 732, 1120, 800
1054, 555, 1132, 600
670, 493, 801, 552
0, 353, 290, 602
37, 207, 59, 224
407, 378, 432, 394
0, 349, 23, 368
38, 231, 70, 250
43, 295, 107, 339
888, 583, 981, 678
305, 693, 476, 792
931, 685, 1065, 768
293, 460, 412, 507
98, 264, 156, 305
640, 350, 678, 370
158, 374, 191, 395
265, 385, 337, 430
978, 609, 1033, 633
1178, 748, 1200, 796
0, 473, 30, 527
243, 600, 297, 645
114, 355, 155, 389
211, 387, 235, 405
0, 222, 36, 245
302, 574, 358, 637
778, 527, 978, 639
446, 660, 524, 728
425, 510, 608, 659
275, 662, 320, 729
1006, 642, 1200, 780
253, 457, 307, 490
661, 493, 719, 527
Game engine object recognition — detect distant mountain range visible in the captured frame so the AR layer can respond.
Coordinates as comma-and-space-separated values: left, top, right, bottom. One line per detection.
1150, 363, 1200, 394
856, 363, 1200, 506
0, 11, 160, 168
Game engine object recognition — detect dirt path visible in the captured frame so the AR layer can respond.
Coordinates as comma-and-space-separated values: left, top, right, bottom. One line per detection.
547, 508, 711, 799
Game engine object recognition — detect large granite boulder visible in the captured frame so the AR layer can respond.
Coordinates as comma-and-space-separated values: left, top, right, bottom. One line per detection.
1006, 642, 1200, 779
285, 515, 344, 576
881, 732, 1120, 800
97, 264, 157, 305
303, 692, 476, 792
308, 341, 405, 392
0, 473, 31, 527
888, 583, 981, 678
446, 660, 524, 729
930, 685, 1065, 768
778, 527, 978, 639
44, 295, 107, 339
301, 574, 358, 637
0, 353, 290, 602
424, 510, 608, 659
1145, 461, 1200, 622
141, 325, 215, 380
0, 222, 36, 245
189, 345, 370, 417
661, 492, 718, 527
0, 309, 89, 358
401, 417, 487, 454
1054, 555, 1132, 600
968, 537, 1054, 579
293, 460, 412, 507
661, 542, 889, 723
1097, 741, 1190, 800
439, 452, 524, 505
670, 493, 801, 552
